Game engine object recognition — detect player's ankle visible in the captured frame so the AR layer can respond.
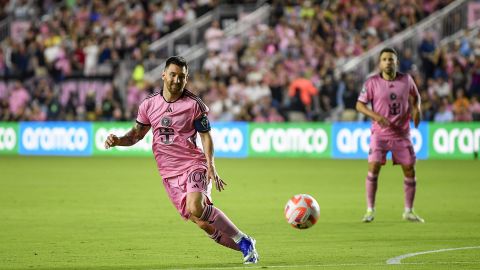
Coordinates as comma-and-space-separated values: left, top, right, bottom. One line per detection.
232, 232, 246, 243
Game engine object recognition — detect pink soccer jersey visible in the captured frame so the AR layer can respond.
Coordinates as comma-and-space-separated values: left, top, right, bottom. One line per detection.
136, 89, 209, 178
358, 73, 420, 139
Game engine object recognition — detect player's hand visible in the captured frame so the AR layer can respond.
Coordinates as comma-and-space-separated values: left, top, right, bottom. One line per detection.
207, 165, 227, 192
374, 114, 390, 128
104, 134, 119, 149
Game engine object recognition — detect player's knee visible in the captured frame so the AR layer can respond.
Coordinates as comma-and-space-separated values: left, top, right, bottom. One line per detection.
195, 219, 210, 231
187, 202, 204, 218
403, 165, 415, 178
369, 163, 381, 174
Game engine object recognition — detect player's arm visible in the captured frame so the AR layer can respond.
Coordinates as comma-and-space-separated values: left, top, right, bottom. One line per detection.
196, 114, 226, 191
356, 101, 390, 128
408, 75, 422, 128
199, 131, 215, 168
104, 122, 150, 149
410, 90, 422, 129
199, 130, 226, 192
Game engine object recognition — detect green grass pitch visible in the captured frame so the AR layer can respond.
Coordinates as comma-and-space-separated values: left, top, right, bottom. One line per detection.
1, 156, 479, 270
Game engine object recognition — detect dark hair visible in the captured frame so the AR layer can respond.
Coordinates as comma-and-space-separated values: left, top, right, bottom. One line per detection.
165, 56, 188, 71
379, 47, 398, 58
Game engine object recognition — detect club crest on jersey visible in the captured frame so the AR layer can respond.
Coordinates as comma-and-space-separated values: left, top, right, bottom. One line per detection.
161, 116, 172, 127
390, 93, 397, 100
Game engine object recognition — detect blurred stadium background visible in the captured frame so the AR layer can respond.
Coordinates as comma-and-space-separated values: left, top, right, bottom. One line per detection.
1, 0, 480, 269
1, 0, 480, 124
0, 0, 478, 159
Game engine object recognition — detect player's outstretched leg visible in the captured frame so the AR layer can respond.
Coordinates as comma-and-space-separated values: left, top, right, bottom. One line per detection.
194, 220, 240, 251
199, 204, 259, 264
187, 192, 259, 264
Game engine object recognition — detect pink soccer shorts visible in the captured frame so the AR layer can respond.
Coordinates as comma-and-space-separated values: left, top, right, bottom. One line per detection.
368, 135, 416, 166
162, 165, 213, 220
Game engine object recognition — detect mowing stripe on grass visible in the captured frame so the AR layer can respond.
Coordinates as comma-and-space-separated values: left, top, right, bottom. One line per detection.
147, 260, 480, 270
386, 246, 480, 264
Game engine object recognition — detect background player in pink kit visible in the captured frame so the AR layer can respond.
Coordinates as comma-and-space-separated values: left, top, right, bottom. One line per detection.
356, 47, 424, 223
104, 56, 259, 264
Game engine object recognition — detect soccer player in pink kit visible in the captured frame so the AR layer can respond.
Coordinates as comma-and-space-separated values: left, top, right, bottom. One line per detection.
104, 56, 259, 264
356, 48, 424, 223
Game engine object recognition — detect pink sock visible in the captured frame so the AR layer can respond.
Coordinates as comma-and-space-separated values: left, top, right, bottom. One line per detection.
200, 205, 241, 239
404, 177, 416, 209
209, 229, 241, 251
366, 172, 378, 209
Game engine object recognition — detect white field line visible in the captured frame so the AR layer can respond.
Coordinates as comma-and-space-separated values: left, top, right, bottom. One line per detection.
147, 260, 480, 270
386, 246, 480, 264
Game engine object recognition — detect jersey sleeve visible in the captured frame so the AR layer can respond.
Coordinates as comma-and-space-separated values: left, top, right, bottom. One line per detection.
136, 99, 151, 126
192, 98, 209, 119
357, 80, 372, 103
192, 97, 210, 132
408, 74, 420, 97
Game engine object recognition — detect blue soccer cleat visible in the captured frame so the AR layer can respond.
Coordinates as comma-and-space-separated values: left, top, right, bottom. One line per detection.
238, 236, 259, 264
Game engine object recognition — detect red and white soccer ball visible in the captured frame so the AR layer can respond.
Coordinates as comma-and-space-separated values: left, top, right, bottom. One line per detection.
284, 194, 320, 229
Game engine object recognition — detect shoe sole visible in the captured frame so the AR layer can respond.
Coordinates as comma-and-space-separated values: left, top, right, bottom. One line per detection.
403, 217, 425, 223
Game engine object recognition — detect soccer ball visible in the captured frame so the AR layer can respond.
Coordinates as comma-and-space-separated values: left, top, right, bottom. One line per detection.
284, 194, 320, 229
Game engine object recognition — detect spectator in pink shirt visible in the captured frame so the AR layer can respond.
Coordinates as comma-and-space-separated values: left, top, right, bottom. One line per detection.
204, 20, 224, 52
27, 101, 47, 121
0, 48, 5, 75
9, 81, 30, 119
470, 95, 480, 120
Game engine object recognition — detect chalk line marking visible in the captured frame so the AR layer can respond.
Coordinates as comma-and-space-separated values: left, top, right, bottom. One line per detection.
147, 260, 480, 270
386, 246, 480, 264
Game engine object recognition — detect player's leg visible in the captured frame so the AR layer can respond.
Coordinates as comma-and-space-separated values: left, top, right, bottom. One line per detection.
186, 191, 240, 251
392, 139, 424, 223
400, 164, 424, 222
401, 163, 416, 212
186, 192, 258, 263
185, 168, 258, 263
162, 173, 244, 252
362, 162, 381, 222
366, 162, 382, 209
363, 136, 387, 222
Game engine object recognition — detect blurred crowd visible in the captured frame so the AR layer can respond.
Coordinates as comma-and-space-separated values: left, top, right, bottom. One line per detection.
1, 0, 214, 78
1, 0, 479, 123
188, 0, 480, 123
415, 30, 480, 122
0, 0, 216, 121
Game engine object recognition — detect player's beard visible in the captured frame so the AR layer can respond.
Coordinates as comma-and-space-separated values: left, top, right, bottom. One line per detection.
383, 66, 396, 78
168, 83, 183, 95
